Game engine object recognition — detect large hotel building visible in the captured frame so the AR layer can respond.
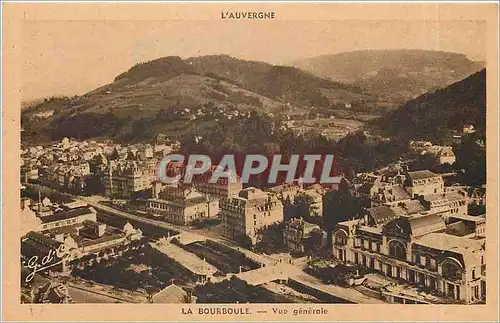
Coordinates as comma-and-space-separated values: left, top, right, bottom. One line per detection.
220, 187, 283, 244
334, 170, 486, 304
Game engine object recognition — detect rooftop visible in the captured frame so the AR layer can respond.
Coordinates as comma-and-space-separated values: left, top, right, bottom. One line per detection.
367, 206, 399, 225
415, 232, 484, 256
40, 206, 95, 223
448, 214, 486, 224
407, 170, 441, 181
151, 284, 187, 303
408, 213, 446, 237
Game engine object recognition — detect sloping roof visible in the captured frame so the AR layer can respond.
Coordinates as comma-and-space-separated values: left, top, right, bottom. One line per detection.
367, 206, 399, 225
415, 232, 483, 256
381, 185, 411, 202
268, 183, 300, 194
400, 200, 426, 214
448, 214, 486, 224
438, 147, 455, 157
408, 213, 446, 237
152, 284, 187, 303
41, 206, 95, 223
24, 231, 62, 248
445, 221, 475, 237
407, 170, 440, 181
287, 218, 319, 230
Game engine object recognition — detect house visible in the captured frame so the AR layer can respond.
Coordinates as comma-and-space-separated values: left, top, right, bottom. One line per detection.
145, 186, 210, 225
283, 218, 321, 253
103, 160, 155, 199
463, 124, 476, 134
405, 170, 444, 198
436, 147, 456, 165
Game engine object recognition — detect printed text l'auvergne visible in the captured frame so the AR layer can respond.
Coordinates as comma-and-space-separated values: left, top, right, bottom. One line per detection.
221, 11, 276, 20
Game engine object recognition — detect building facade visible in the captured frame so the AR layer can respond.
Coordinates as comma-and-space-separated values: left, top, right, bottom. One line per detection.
221, 187, 283, 244
283, 218, 320, 253
145, 186, 210, 224
405, 170, 445, 198
103, 161, 155, 199
333, 213, 485, 304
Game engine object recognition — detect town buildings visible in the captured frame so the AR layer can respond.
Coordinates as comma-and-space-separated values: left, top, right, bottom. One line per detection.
221, 187, 283, 244
20, 193, 143, 277
409, 141, 456, 165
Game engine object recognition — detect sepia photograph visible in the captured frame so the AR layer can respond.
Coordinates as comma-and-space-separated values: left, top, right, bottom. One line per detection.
2, 2, 499, 322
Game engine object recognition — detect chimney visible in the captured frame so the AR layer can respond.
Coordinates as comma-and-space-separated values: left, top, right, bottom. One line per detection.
95, 223, 106, 237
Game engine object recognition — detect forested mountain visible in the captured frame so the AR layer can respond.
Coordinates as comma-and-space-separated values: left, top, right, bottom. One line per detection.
378, 69, 486, 143
292, 50, 485, 105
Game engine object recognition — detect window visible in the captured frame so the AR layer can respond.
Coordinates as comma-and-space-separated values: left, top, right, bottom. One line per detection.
430, 258, 437, 270
442, 260, 462, 280
388, 240, 406, 260
334, 231, 347, 246
472, 269, 476, 279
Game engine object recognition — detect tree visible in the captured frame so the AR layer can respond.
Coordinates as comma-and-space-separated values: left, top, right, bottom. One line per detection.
468, 203, 486, 216
408, 153, 440, 172
294, 193, 320, 220
453, 136, 486, 187
84, 174, 105, 195
283, 196, 295, 221
89, 153, 106, 173
235, 234, 253, 249
323, 181, 362, 247
303, 228, 324, 255
255, 222, 285, 254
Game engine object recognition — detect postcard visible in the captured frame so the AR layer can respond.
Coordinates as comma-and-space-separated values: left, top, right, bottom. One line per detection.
2, 2, 499, 322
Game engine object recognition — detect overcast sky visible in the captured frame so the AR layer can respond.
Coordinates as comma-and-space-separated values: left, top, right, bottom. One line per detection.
22, 19, 486, 100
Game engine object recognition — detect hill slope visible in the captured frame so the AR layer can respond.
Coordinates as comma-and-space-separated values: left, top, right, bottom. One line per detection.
377, 68, 486, 143
291, 50, 485, 104
21, 55, 369, 145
